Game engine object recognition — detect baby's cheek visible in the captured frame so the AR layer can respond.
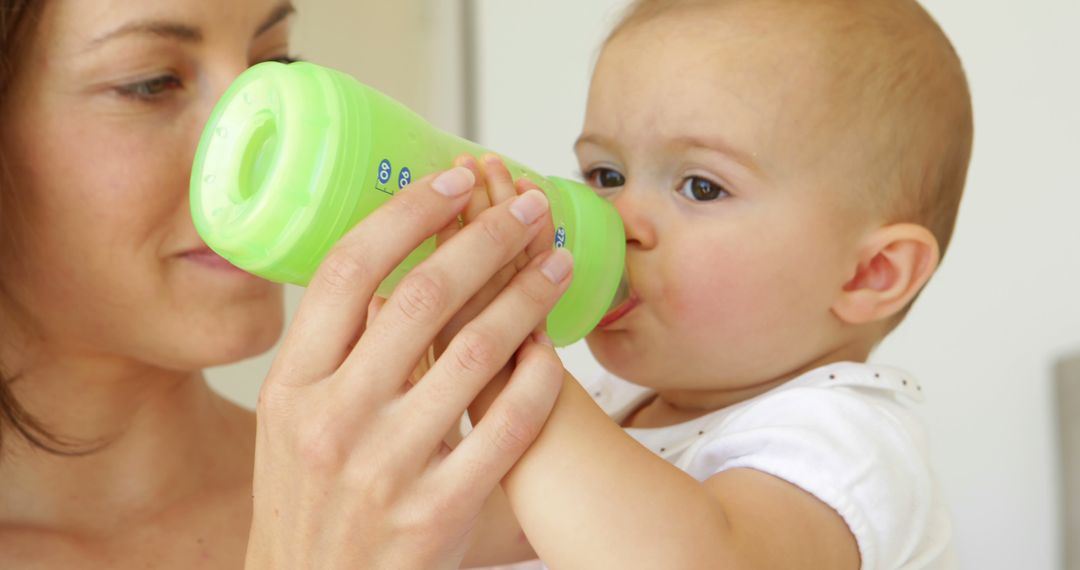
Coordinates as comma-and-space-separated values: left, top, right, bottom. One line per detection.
662, 253, 768, 331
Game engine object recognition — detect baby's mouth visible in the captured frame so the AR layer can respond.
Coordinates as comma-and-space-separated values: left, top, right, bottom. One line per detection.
597, 279, 640, 328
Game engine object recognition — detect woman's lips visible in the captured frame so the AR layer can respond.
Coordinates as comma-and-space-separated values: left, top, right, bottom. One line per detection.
597, 294, 640, 329
179, 248, 251, 274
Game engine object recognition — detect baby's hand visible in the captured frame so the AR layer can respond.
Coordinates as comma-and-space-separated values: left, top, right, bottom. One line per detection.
433, 155, 559, 423
434, 155, 556, 359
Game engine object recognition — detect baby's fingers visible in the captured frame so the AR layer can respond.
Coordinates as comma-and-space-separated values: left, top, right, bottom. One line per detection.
481, 154, 520, 206
463, 154, 492, 226
476, 158, 553, 274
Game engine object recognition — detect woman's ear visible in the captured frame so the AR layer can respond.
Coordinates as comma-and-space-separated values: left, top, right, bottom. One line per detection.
832, 223, 940, 325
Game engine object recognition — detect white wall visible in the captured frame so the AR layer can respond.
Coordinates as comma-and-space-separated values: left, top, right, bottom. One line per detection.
472, 1, 1080, 568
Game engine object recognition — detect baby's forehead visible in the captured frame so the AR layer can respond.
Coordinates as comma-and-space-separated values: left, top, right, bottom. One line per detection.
597, 7, 860, 159
612, 1, 851, 55
609, 0, 944, 89
605, 3, 868, 111
609, 2, 958, 127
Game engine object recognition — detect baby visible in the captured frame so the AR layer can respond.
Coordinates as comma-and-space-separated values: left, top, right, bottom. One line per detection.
466, 0, 973, 568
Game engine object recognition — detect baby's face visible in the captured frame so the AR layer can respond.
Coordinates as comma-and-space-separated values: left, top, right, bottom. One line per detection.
579, 10, 874, 393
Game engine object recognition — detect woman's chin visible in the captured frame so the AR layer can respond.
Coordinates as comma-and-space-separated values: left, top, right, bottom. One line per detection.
166, 302, 286, 370
203, 332, 280, 367
216, 318, 283, 364
162, 337, 278, 373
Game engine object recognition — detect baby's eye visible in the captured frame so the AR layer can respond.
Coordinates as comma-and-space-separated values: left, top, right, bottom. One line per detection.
585, 167, 626, 189
677, 176, 730, 202
115, 75, 183, 102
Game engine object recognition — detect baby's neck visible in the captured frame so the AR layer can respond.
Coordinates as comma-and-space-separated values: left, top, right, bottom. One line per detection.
625, 344, 872, 429
624, 376, 791, 428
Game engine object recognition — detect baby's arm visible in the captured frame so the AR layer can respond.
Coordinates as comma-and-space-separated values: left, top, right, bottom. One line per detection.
485, 375, 861, 569
459, 486, 537, 568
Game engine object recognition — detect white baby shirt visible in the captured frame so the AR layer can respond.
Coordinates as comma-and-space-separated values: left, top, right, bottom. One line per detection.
485, 361, 957, 570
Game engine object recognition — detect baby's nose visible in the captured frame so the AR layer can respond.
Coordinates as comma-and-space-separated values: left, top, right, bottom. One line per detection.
611, 190, 657, 249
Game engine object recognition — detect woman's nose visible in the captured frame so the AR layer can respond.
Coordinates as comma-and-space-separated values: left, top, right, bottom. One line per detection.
187, 60, 256, 153
611, 188, 657, 250
204, 60, 253, 116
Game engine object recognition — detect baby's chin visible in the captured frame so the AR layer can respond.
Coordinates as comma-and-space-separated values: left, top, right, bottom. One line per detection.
583, 330, 660, 385
582, 331, 790, 396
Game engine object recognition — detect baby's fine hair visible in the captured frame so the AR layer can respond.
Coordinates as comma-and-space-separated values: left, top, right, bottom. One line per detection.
607, 0, 975, 259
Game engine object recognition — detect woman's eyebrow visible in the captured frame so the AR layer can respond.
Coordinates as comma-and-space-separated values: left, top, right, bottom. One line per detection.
88, 21, 202, 49
256, 2, 296, 36
86, 2, 295, 50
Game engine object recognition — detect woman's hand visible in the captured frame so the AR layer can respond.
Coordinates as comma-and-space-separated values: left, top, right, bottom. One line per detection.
245, 165, 573, 570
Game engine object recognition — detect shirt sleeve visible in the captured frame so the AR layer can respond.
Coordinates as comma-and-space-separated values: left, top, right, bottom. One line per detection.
682, 386, 939, 570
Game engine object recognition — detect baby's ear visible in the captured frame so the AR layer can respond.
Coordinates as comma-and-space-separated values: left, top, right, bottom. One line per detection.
831, 224, 940, 325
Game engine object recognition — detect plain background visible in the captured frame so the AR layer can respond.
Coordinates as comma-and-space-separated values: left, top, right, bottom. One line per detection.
208, 1, 1080, 567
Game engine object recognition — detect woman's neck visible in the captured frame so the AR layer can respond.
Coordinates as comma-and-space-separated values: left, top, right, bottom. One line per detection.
0, 348, 256, 534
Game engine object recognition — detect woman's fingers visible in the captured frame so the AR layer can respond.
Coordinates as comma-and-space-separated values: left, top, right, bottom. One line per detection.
270, 166, 476, 388
520, 181, 556, 263
436, 156, 485, 246
394, 248, 573, 455
337, 189, 554, 402
434, 335, 566, 509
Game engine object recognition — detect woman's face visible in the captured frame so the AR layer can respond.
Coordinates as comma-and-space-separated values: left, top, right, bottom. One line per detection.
0, 0, 293, 370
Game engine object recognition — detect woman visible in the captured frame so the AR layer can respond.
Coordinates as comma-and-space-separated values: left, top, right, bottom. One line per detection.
0, 0, 570, 568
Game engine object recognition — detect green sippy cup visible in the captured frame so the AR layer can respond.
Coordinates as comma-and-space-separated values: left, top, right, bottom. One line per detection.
190, 61, 626, 347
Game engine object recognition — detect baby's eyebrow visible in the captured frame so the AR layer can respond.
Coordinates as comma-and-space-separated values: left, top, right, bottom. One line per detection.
573, 133, 609, 153
670, 135, 760, 176
576, 132, 761, 178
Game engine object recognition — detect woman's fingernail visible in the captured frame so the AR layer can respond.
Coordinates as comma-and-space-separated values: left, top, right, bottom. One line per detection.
432, 167, 476, 197
533, 331, 553, 347
540, 249, 573, 284
509, 190, 549, 225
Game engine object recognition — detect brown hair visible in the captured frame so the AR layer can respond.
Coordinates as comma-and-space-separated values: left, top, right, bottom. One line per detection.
1, 0, 78, 456
608, 0, 974, 260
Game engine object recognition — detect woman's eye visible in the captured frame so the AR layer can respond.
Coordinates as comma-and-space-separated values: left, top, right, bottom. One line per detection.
260, 55, 302, 65
585, 168, 626, 189
115, 75, 183, 101
677, 176, 730, 202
